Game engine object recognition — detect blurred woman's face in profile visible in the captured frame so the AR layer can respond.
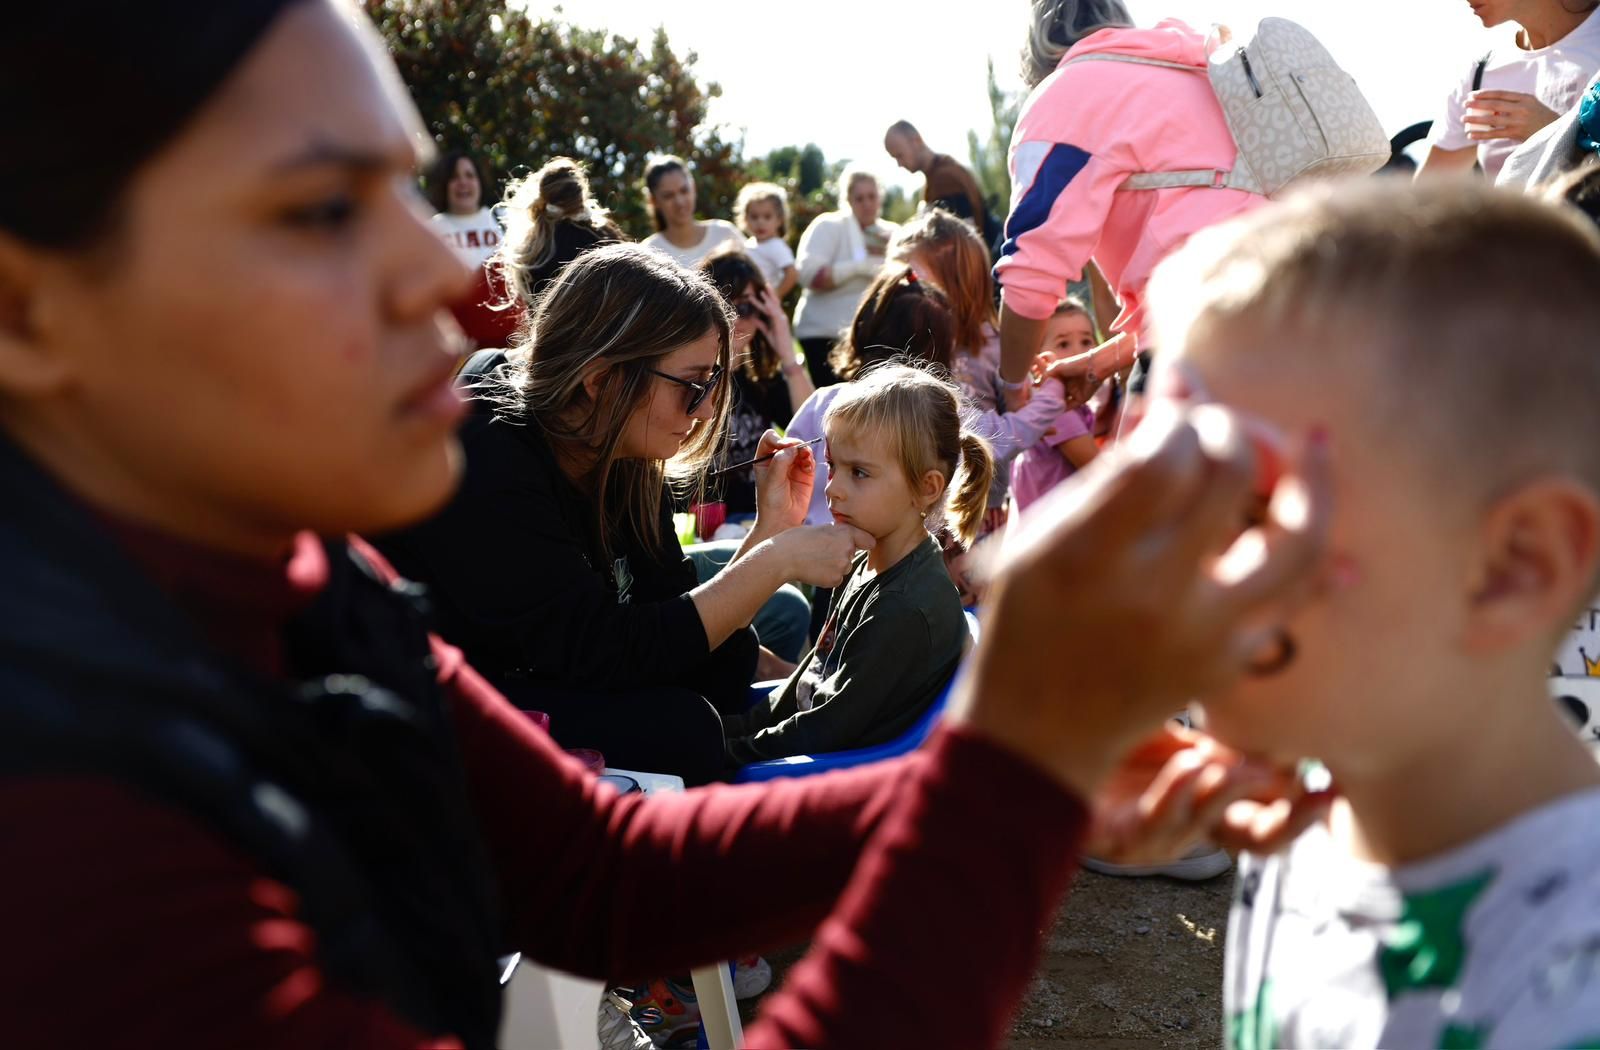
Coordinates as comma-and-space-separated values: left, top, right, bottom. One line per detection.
7, 0, 472, 555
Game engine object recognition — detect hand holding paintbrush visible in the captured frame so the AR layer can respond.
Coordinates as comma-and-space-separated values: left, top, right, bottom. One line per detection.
709, 435, 824, 477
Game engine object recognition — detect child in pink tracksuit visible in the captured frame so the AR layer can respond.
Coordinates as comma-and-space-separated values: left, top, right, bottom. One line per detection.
995, 19, 1265, 373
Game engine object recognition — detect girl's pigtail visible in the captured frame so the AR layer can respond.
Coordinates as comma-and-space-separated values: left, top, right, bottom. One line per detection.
946, 431, 995, 547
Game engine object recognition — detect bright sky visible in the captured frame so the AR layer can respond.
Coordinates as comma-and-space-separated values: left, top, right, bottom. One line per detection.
525, 1, 1515, 194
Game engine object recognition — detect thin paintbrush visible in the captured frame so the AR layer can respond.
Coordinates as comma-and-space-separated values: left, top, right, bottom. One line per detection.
708, 436, 825, 477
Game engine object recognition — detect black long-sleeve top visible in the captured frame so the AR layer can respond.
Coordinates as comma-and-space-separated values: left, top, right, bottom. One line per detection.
375, 375, 756, 706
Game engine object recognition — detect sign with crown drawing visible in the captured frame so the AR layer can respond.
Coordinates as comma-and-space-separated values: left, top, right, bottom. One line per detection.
1550, 600, 1600, 756
1554, 600, 1600, 679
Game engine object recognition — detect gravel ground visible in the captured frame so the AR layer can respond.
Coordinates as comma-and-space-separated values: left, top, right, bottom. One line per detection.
740, 867, 1232, 1048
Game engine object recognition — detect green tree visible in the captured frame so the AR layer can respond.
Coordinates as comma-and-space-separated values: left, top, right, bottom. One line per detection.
364, 0, 744, 238
881, 185, 916, 225
967, 57, 1023, 223
796, 143, 828, 196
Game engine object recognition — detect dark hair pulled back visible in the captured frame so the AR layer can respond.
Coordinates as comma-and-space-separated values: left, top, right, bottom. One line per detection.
2, 0, 301, 248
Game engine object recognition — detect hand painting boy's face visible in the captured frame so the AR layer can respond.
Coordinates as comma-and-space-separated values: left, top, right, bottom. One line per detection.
1154, 327, 1482, 770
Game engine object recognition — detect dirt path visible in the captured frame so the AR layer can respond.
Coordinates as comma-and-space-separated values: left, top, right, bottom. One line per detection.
741, 868, 1231, 1048
1007, 869, 1230, 1048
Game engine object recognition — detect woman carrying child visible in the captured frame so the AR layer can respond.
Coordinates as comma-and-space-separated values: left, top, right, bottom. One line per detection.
725, 363, 993, 764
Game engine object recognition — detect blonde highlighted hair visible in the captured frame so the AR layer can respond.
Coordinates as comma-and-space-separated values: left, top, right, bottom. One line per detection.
891, 208, 997, 355
824, 361, 995, 547
494, 156, 621, 309
734, 181, 789, 238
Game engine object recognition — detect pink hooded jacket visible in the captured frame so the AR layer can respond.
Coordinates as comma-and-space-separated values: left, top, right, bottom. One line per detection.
995, 19, 1265, 336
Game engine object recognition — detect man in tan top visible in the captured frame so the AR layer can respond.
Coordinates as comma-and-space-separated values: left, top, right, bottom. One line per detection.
884, 120, 990, 235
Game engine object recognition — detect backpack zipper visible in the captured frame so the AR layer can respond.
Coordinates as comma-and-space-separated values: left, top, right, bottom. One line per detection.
1238, 47, 1263, 98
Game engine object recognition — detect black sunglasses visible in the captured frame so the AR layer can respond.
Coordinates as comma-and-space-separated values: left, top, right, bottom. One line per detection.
645, 363, 724, 414
733, 300, 759, 319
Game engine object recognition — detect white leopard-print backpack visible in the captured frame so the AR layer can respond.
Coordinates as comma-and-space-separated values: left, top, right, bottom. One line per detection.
1066, 18, 1390, 198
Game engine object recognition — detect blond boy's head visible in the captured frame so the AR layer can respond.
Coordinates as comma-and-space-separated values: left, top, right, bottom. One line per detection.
1146, 180, 1600, 769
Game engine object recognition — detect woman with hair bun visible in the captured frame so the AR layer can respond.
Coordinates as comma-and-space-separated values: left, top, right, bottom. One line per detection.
494, 155, 623, 310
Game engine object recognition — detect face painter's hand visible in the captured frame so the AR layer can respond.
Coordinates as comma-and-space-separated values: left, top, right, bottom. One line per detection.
774, 523, 876, 587
949, 401, 1334, 799
1084, 723, 1335, 864
752, 429, 814, 532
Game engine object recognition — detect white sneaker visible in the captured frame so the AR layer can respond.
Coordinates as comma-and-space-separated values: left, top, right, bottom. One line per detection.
1081, 845, 1233, 881
732, 954, 773, 999
597, 989, 656, 1050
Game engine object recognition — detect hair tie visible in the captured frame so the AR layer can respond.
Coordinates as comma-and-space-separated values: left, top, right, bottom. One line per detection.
905, 270, 919, 284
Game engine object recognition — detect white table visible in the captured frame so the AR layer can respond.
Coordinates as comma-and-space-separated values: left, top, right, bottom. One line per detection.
497, 768, 744, 1049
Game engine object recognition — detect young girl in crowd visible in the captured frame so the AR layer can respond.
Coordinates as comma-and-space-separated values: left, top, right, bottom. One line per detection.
723, 363, 994, 764
785, 266, 955, 526
1009, 298, 1101, 513
734, 182, 798, 297
891, 208, 1069, 530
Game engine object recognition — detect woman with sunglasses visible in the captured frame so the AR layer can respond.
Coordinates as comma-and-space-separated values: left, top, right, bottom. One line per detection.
376, 242, 866, 784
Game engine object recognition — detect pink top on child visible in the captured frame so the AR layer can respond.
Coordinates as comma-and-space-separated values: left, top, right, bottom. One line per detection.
1009, 405, 1096, 512
995, 19, 1266, 337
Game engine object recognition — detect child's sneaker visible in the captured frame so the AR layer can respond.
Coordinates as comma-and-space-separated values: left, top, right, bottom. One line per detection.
627, 976, 701, 1048
597, 989, 656, 1050
732, 954, 773, 999
1081, 844, 1233, 881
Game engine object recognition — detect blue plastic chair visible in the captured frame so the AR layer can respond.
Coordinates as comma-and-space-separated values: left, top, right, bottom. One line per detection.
733, 611, 979, 783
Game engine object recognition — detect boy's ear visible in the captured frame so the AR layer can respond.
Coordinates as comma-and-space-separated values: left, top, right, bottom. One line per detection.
1464, 479, 1600, 654
0, 232, 73, 396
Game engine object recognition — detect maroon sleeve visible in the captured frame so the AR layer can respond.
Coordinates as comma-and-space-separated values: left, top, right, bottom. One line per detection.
437, 637, 921, 979
745, 726, 1088, 1050
0, 778, 457, 1050
440, 636, 1090, 1049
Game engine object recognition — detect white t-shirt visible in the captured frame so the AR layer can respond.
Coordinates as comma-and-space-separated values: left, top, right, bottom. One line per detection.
430, 207, 503, 269
1433, 9, 1600, 180
642, 220, 742, 271
745, 236, 796, 288
1226, 788, 1600, 1049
